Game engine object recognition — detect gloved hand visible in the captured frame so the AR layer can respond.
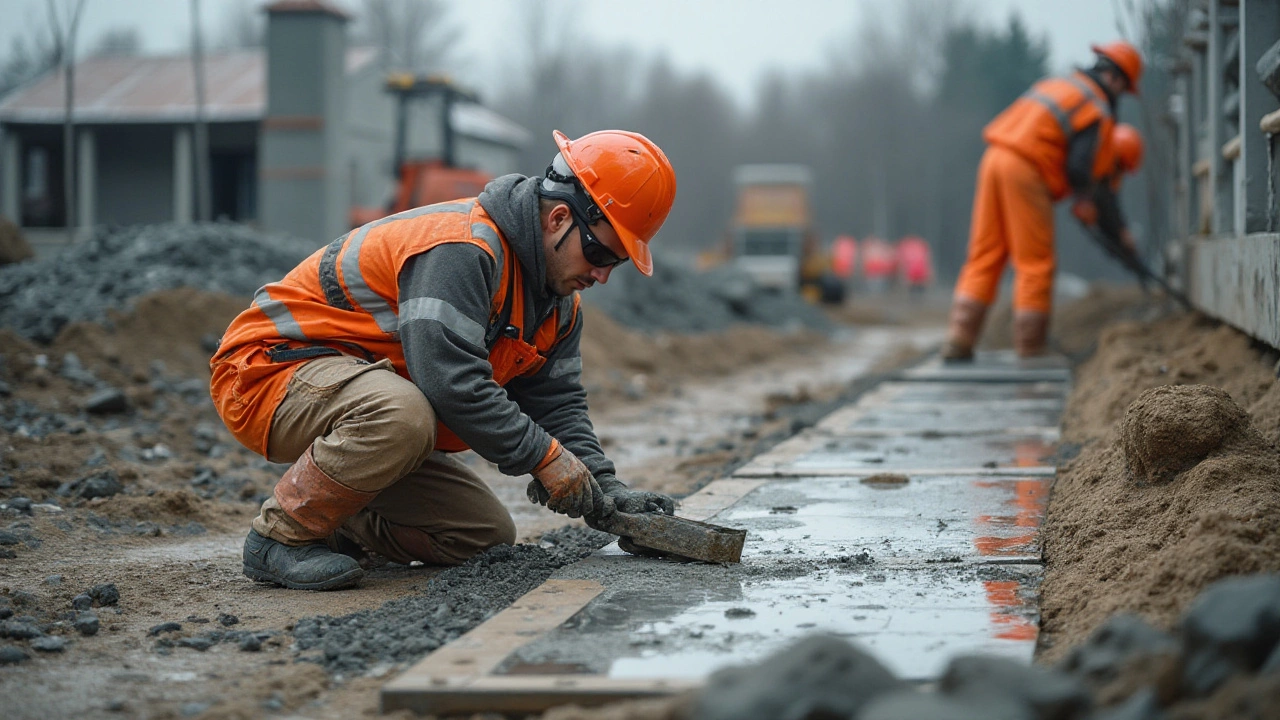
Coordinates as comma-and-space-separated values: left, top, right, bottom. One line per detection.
527, 441, 605, 519
596, 475, 676, 515
1071, 197, 1098, 226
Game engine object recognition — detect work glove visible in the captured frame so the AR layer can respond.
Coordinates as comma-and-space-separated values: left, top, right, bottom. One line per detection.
1070, 197, 1098, 226
596, 475, 676, 516
526, 441, 606, 519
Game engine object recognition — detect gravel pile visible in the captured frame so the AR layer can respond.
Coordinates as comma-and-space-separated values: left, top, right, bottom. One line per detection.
291, 526, 613, 675
683, 573, 1280, 720
0, 223, 316, 343
589, 252, 833, 333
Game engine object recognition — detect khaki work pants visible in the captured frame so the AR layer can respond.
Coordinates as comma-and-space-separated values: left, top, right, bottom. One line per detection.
251, 355, 517, 565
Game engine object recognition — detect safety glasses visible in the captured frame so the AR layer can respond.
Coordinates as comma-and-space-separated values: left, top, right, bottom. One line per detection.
570, 213, 629, 269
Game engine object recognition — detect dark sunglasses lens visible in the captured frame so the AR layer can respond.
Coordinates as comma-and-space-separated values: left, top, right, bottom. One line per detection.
580, 229, 626, 268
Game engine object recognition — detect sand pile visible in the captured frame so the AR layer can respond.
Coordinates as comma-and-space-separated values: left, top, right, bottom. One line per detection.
1040, 382, 1280, 664
1061, 313, 1280, 446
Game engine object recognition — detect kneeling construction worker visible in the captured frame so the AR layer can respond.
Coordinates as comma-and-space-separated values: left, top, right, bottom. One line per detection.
210, 130, 678, 590
943, 41, 1142, 360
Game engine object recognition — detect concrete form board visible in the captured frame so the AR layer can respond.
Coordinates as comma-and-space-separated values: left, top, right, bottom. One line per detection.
1188, 233, 1280, 349
385, 355, 1064, 710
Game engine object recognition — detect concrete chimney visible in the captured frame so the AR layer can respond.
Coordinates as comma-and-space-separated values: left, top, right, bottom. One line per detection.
259, 0, 349, 243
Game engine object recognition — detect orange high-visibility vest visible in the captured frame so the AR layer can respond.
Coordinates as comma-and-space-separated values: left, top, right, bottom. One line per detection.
983, 71, 1115, 200
210, 199, 581, 457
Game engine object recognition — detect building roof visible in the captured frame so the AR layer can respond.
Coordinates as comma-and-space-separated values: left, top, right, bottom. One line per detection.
0, 50, 529, 148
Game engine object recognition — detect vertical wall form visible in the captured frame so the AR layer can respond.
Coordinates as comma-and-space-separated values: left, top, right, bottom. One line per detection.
1171, 0, 1280, 351
259, 0, 349, 245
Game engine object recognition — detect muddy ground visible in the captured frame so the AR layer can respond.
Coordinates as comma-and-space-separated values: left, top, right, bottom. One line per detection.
0, 285, 940, 719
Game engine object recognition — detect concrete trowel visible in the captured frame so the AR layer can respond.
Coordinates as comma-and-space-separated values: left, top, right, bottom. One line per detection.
590, 509, 747, 564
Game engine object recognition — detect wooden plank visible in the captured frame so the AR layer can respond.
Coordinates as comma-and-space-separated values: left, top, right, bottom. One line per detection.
678, 477, 768, 522
387, 675, 698, 716
382, 579, 605, 711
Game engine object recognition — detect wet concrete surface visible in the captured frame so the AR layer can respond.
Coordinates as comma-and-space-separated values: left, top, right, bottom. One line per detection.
482, 350, 1067, 684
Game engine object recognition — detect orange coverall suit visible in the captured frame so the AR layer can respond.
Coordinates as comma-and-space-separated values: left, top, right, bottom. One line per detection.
954, 71, 1117, 314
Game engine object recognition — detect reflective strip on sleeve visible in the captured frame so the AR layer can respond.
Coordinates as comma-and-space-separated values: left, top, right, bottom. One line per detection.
253, 286, 309, 341
548, 356, 582, 380
399, 296, 486, 348
1024, 90, 1075, 141
471, 222, 504, 282
318, 233, 354, 311
343, 201, 475, 334
1063, 75, 1111, 120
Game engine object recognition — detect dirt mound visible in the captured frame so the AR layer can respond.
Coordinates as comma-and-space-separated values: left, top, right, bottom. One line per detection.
1061, 313, 1280, 446
1121, 385, 1252, 484
578, 304, 828, 407
0, 222, 314, 343
1040, 343, 1280, 663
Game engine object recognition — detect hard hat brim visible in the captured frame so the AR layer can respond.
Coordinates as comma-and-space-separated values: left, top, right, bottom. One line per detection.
552, 130, 655, 276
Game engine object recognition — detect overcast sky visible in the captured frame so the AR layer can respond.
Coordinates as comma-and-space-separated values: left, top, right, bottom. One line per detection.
1, 0, 1127, 105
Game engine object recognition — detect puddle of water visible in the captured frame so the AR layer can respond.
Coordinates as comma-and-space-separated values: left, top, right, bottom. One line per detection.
792, 435, 1057, 471
836, 404, 1063, 433
878, 381, 1067, 403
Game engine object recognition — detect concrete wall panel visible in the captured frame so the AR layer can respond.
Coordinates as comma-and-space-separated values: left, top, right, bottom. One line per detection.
97, 125, 173, 226
1189, 233, 1280, 349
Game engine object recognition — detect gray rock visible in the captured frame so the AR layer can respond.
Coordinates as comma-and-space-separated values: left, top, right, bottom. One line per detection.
0, 607, 11, 620
1088, 688, 1165, 720
147, 621, 182, 637
940, 655, 1091, 720
0, 549, 16, 559
74, 470, 125, 500
1057, 614, 1177, 683
0, 620, 44, 640
179, 702, 212, 717
1180, 574, 1280, 696
10, 591, 37, 608
88, 583, 120, 606
44, 574, 62, 586
7, 497, 33, 515
0, 475, 13, 489
218, 613, 240, 627
71, 594, 93, 611
0, 645, 29, 664
177, 636, 214, 651
60, 353, 98, 386
689, 635, 901, 720
84, 388, 129, 415
30, 635, 66, 652
0, 530, 19, 545
239, 634, 262, 652
74, 611, 100, 636
860, 690, 1032, 720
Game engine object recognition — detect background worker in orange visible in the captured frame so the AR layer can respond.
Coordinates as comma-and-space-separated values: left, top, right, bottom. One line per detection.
210, 130, 678, 590
942, 41, 1143, 360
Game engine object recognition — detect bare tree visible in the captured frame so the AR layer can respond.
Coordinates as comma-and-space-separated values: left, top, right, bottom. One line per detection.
354, 0, 460, 73
191, 0, 212, 222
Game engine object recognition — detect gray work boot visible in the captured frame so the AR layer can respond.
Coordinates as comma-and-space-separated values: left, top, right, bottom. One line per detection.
242, 529, 363, 590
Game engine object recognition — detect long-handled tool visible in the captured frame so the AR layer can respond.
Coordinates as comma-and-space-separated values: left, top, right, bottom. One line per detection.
591, 510, 747, 564
1080, 222, 1193, 310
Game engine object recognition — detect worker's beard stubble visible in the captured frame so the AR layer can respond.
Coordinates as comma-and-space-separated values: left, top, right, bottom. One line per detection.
545, 230, 594, 297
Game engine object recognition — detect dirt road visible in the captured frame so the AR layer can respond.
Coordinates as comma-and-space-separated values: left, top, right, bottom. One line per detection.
0, 310, 939, 719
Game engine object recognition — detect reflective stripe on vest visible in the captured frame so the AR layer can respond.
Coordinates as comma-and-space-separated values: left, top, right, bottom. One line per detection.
252, 286, 308, 341
399, 297, 487, 348
1022, 75, 1111, 143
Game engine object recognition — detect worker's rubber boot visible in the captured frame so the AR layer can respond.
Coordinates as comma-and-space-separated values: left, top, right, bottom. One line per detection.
243, 529, 364, 590
941, 297, 988, 362
1013, 310, 1051, 358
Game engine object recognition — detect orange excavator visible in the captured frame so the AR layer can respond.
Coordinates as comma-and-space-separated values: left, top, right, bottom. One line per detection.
349, 75, 491, 228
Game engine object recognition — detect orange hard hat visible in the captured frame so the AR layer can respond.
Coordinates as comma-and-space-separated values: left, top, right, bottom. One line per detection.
550, 129, 676, 276
1092, 40, 1143, 94
1113, 123, 1144, 174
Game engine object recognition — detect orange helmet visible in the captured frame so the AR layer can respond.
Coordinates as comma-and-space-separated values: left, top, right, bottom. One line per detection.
1092, 41, 1143, 94
545, 129, 676, 276
1113, 123, 1144, 174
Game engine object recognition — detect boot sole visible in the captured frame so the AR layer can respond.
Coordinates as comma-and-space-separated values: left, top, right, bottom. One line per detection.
243, 564, 364, 591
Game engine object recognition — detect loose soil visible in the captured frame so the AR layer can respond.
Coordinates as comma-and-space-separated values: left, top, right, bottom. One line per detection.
0, 287, 938, 718
1038, 309, 1280, 672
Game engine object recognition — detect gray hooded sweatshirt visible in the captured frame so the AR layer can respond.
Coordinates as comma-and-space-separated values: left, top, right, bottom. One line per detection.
395, 174, 616, 483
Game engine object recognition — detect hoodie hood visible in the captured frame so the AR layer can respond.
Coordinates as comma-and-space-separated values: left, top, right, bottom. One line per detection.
478, 173, 551, 303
